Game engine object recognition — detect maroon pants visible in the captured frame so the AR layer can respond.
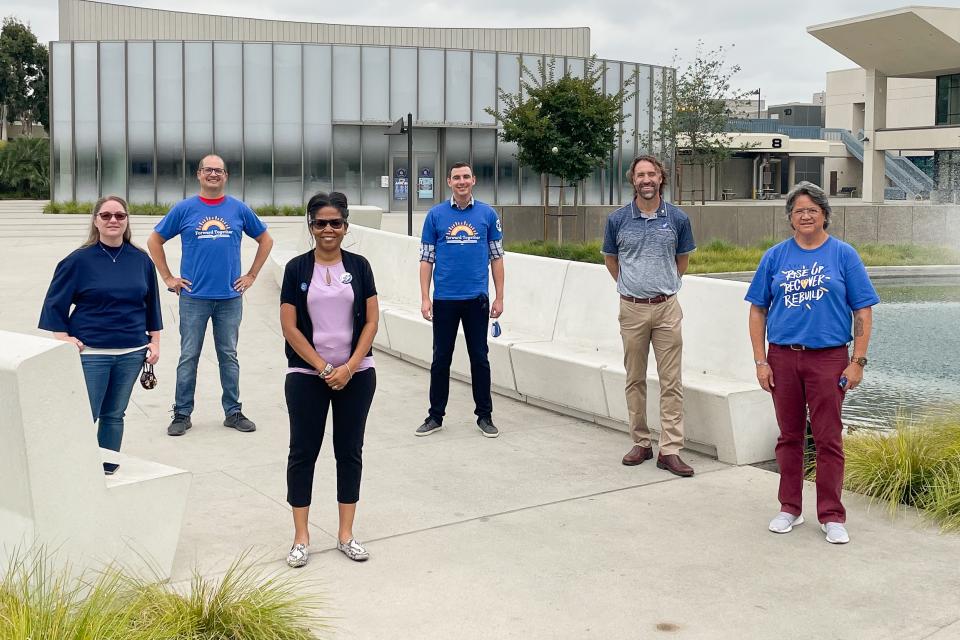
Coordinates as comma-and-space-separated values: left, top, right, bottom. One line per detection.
768, 344, 849, 523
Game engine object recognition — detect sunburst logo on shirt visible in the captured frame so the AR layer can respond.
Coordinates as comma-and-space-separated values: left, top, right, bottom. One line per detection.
445, 221, 479, 245
195, 216, 233, 240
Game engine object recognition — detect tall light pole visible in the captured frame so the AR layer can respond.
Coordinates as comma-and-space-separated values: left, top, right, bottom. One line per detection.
752, 88, 762, 119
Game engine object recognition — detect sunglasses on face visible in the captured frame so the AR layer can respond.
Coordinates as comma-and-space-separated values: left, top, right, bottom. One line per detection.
309, 219, 346, 230
98, 212, 128, 221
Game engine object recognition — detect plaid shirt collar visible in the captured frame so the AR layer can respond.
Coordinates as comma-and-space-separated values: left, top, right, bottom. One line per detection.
450, 195, 475, 210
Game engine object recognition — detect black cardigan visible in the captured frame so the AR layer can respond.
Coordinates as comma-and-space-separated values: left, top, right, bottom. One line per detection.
280, 249, 377, 370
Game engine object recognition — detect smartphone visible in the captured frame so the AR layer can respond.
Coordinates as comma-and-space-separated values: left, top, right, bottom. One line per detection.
839, 375, 848, 389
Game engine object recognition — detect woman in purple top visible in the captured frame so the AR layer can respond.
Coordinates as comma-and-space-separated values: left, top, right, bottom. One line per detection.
746, 181, 879, 545
39, 196, 163, 475
279, 191, 379, 567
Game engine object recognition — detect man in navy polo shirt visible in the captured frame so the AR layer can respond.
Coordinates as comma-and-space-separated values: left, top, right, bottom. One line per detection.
602, 155, 697, 476
147, 154, 274, 437
415, 162, 505, 438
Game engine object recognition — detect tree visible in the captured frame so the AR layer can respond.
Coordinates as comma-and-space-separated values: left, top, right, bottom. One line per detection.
643, 42, 754, 204
487, 56, 632, 220
0, 17, 49, 139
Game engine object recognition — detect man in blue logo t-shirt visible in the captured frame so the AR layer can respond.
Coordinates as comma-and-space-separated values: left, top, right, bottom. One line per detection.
147, 154, 274, 437
415, 162, 505, 439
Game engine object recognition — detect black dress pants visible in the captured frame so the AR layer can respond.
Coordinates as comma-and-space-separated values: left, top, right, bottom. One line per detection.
428, 295, 493, 423
285, 369, 376, 507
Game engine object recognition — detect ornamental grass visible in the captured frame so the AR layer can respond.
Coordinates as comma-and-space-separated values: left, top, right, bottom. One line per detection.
0, 550, 330, 640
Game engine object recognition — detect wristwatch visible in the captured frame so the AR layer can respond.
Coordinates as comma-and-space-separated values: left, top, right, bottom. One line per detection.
851, 356, 868, 367
319, 363, 335, 378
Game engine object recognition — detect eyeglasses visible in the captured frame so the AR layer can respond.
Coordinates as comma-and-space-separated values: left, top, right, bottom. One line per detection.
791, 207, 822, 217
199, 167, 226, 176
98, 212, 128, 221
309, 219, 346, 230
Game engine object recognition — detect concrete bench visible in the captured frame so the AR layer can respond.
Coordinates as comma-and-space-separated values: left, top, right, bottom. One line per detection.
268, 226, 779, 464
0, 331, 191, 579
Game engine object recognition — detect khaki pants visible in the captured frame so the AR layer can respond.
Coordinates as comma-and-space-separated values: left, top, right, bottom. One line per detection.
618, 296, 685, 454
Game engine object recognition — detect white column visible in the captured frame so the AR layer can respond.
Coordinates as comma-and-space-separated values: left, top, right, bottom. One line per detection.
862, 69, 887, 203
788, 157, 797, 189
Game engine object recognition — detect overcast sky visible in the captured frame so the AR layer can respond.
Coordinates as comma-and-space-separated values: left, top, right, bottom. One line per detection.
8, 0, 960, 105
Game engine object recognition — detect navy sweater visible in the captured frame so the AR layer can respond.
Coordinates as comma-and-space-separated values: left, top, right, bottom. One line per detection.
39, 243, 163, 348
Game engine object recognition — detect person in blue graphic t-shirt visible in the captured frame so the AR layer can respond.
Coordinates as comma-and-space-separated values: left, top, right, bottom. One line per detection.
746, 181, 879, 546
147, 154, 274, 437
415, 162, 505, 438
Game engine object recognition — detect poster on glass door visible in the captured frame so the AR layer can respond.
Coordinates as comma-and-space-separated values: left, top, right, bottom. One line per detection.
393, 168, 408, 201
418, 167, 434, 200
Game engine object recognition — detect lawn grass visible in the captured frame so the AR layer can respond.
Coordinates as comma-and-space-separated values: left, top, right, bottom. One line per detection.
505, 238, 960, 273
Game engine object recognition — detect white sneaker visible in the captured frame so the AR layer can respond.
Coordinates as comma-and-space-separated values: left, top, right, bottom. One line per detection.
769, 512, 804, 533
821, 522, 850, 544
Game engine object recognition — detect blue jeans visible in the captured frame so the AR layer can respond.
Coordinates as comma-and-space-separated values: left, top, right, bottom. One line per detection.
175, 295, 243, 417
80, 348, 148, 452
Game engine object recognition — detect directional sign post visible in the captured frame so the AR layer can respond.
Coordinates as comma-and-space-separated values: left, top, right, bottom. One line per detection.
385, 113, 414, 236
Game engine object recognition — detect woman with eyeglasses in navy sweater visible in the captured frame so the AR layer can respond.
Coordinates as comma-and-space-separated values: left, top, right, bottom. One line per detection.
39, 196, 163, 475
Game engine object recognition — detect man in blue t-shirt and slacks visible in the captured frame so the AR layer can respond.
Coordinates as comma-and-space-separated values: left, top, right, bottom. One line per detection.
602, 155, 697, 477
415, 162, 505, 438
147, 154, 274, 436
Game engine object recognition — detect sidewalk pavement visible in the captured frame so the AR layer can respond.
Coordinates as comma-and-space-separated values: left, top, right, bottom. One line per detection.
2, 206, 959, 639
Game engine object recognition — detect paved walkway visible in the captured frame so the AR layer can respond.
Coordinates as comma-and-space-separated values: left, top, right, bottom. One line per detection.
3, 203, 959, 639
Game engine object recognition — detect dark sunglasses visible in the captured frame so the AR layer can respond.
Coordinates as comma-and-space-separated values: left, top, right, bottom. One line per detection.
98, 212, 128, 221
309, 218, 346, 230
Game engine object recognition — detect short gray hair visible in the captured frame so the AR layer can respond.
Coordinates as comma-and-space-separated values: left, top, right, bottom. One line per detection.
785, 181, 831, 230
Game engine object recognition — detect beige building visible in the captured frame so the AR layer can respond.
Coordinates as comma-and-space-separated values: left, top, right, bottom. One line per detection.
809, 6, 960, 203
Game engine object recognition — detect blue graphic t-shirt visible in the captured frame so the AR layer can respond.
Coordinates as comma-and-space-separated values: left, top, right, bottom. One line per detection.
154, 196, 268, 299
421, 198, 503, 300
745, 236, 880, 348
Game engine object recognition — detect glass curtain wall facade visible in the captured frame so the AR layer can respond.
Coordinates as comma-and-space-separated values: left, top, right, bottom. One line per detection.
51, 40, 667, 207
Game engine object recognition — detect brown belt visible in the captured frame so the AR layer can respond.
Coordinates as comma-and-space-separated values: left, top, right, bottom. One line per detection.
620, 294, 671, 304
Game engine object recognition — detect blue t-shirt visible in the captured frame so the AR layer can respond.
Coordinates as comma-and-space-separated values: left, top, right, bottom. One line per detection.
745, 236, 880, 348
421, 198, 503, 300
154, 196, 268, 300
601, 200, 696, 298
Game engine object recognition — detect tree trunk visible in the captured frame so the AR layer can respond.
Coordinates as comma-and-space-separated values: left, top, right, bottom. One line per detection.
700, 162, 706, 205
0, 105, 8, 143
542, 173, 548, 243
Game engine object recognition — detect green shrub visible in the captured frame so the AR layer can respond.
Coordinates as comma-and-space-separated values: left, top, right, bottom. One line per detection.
842, 413, 960, 530
0, 549, 331, 639
0, 137, 49, 198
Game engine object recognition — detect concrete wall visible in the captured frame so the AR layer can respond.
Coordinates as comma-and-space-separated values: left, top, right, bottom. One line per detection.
496, 203, 960, 249
60, 0, 590, 56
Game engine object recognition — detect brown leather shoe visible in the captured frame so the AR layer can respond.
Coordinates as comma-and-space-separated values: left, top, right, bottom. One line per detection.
656, 453, 694, 477
622, 445, 653, 466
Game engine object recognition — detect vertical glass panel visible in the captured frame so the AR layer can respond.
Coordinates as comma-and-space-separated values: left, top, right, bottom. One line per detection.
99, 43, 126, 198
496, 138, 518, 205
155, 42, 183, 204
520, 164, 541, 205
243, 43, 272, 206
583, 167, 603, 204
521, 54, 542, 99
496, 53, 519, 112
636, 65, 652, 152
390, 48, 417, 120
74, 43, 98, 202
443, 128, 470, 201
418, 49, 444, 122
472, 52, 495, 124
605, 60, 621, 97
274, 44, 302, 206
332, 46, 360, 121
51, 43, 73, 201
127, 42, 154, 203
184, 42, 213, 188
360, 126, 388, 209
361, 47, 389, 122
332, 125, 361, 203
472, 129, 495, 203
214, 42, 242, 199
445, 50, 470, 124
304, 45, 332, 199
620, 64, 637, 204
566, 57, 584, 79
